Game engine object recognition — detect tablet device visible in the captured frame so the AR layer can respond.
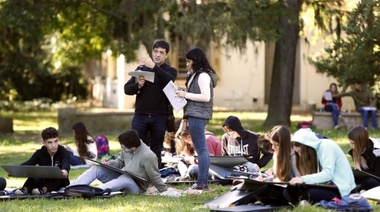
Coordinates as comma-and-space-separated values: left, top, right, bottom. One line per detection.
1, 165, 67, 179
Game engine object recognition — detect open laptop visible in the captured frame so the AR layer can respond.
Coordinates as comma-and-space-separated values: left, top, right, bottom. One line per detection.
1, 165, 67, 179
85, 158, 148, 183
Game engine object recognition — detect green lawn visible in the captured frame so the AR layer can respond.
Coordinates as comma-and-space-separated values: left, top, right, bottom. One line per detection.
0, 110, 379, 211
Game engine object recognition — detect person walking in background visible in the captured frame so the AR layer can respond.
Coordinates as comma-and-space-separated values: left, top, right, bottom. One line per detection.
14, 127, 70, 195
175, 47, 217, 190
335, 81, 378, 129
347, 125, 380, 191
65, 122, 97, 166
124, 39, 177, 168
322, 82, 343, 129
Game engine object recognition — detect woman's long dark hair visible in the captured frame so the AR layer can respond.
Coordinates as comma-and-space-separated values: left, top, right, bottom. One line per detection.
185, 47, 216, 86
72, 122, 93, 159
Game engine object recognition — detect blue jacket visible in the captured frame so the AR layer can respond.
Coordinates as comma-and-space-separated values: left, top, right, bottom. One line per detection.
292, 128, 356, 196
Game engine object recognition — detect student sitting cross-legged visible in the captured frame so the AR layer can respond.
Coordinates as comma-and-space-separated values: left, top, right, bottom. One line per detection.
69, 129, 167, 194
14, 127, 70, 195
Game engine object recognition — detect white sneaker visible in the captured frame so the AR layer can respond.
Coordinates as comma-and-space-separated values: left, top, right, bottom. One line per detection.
31, 188, 41, 195
299, 200, 310, 207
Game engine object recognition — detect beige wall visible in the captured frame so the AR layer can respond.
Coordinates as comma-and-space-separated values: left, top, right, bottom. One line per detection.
113, 37, 356, 112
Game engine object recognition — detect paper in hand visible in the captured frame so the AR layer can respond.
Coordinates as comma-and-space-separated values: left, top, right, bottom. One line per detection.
323, 91, 332, 101
163, 81, 187, 113
128, 70, 155, 83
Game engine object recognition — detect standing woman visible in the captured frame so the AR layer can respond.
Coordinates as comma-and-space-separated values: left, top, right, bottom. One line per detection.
176, 47, 217, 189
68, 122, 98, 166
347, 125, 380, 191
321, 82, 343, 129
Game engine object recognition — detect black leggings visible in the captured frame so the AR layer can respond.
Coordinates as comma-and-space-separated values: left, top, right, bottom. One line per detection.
283, 185, 340, 205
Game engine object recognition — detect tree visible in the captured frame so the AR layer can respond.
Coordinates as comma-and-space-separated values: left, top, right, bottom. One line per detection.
309, 0, 380, 89
0, 0, 347, 127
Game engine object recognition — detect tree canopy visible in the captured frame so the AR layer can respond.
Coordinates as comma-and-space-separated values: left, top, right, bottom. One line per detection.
310, 0, 380, 90
0, 0, 355, 127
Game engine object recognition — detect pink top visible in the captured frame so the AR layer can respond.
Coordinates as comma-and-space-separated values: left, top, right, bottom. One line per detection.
205, 131, 222, 156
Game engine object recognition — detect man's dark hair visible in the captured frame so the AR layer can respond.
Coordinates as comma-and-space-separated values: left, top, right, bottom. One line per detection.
118, 129, 141, 149
152, 39, 170, 53
41, 127, 59, 141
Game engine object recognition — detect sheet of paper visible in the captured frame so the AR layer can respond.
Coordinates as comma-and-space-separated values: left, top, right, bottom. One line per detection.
361, 106, 376, 111
163, 81, 187, 113
128, 70, 155, 83
324, 91, 332, 101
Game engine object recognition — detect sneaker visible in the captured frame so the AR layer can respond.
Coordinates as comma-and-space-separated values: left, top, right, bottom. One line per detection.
334, 125, 340, 130
299, 200, 310, 207
32, 188, 43, 195
31, 188, 40, 195
14, 188, 27, 195
188, 183, 208, 190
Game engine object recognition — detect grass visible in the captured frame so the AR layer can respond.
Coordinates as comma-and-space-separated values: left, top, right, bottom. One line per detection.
0, 110, 379, 211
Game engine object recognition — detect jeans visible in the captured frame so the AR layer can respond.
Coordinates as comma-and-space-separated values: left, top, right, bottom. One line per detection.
188, 117, 210, 185
357, 107, 378, 128
70, 165, 139, 193
325, 103, 340, 126
283, 185, 340, 204
69, 152, 86, 166
132, 114, 167, 168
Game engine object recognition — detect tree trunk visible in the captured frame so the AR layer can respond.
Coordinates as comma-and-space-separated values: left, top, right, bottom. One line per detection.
263, 0, 302, 127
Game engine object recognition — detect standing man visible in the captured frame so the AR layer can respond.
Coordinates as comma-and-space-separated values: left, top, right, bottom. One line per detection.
335, 81, 378, 129
124, 39, 177, 168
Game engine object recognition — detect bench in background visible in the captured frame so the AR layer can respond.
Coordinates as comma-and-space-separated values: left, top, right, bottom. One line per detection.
312, 111, 379, 130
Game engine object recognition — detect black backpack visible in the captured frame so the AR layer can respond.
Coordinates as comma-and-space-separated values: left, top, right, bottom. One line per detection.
63, 184, 111, 198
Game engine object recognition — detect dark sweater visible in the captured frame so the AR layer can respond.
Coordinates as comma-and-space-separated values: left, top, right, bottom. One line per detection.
124, 63, 177, 114
21, 145, 71, 189
21, 145, 71, 171
348, 139, 380, 178
222, 116, 273, 168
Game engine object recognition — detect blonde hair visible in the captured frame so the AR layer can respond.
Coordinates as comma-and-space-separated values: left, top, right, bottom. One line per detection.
175, 131, 195, 156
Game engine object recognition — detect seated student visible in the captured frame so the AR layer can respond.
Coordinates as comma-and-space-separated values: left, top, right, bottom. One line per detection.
252, 125, 299, 205
209, 116, 273, 179
322, 82, 343, 129
175, 125, 222, 180
65, 122, 97, 166
285, 128, 356, 205
69, 129, 167, 194
222, 116, 272, 166
347, 125, 380, 191
14, 127, 70, 195
335, 81, 378, 129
